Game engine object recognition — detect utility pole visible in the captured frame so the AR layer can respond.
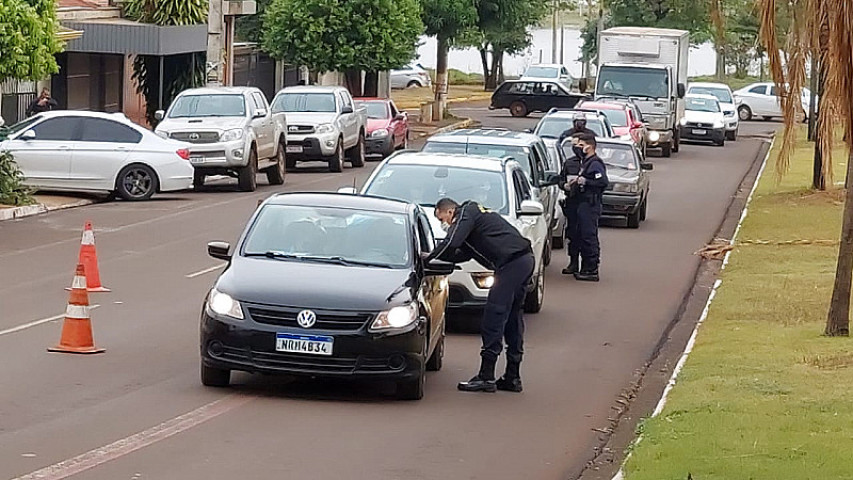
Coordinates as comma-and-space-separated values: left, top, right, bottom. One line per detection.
551, 0, 559, 64
206, 0, 256, 86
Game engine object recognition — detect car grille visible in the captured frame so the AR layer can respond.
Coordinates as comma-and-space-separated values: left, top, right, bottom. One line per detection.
246, 305, 374, 331
171, 132, 221, 143
287, 125, 315, 134
215, 345, 404, 374
685, 122, 714, 129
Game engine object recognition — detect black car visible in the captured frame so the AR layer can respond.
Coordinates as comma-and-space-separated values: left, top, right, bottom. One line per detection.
199, 193, 453, 400
490, 80, 589, 117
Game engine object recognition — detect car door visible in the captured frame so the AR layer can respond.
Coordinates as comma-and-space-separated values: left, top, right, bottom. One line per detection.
531, 141, 555, 227
339, 92, 357, 146
551, 85, 579, 110
388, 101, 405, 147
766, 85, 783, 116
510, 168, 546, 264
417, 214, 446, 343
3, 116, 80, 189
743, 84, 770, 115
249, 92, 272, 159
71, 117, 141, 190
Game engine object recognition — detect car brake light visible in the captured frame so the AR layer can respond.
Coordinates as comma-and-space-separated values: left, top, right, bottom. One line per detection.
176, 148, 190, 160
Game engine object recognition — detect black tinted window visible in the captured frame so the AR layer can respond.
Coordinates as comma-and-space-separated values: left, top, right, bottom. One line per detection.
31, 118, 79, 141
80, 118, 142, 143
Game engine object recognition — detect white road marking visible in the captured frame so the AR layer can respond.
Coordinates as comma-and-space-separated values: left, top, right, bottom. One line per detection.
11, 394, 254, 480
185, 263, 226, 279
0, 305, 101, 338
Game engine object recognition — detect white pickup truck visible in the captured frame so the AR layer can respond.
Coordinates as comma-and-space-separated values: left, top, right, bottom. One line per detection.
270, 86, 367, 172
154, 86, 288, 192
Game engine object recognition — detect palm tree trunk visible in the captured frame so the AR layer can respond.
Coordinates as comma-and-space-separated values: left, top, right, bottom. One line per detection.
826, 148, 853, 336
433, 35, 450, 122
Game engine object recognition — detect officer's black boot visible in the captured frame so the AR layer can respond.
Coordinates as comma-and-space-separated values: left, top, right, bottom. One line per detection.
562, 257, 580, 275
458, 357, 497, 393
496, 360, 523, 392
574, 269, 599, 282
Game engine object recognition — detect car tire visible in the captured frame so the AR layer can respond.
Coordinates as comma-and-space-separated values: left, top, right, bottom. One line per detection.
762, 116, 773, 121
627, 207, 641, 229
543, 237, 552, 266
116, 164, 159, 201
265, 143, 286, 185
201, 363, 230, 387
716, 137, 726, 147
738, 105, 753, 121
510, 101, 528, 117
672, 129, 680, 153
347, 132, 366, 167
237, 148, 258, 192
192, 169, 206, 190
426, 318, 445, 372
661, 141, 672, 158
397, 343, 426, 400
328, 139, 344, 173
286, 155, 297, 169
640, 199, 648, 222
726, 129, 738, 141
524, 258, 545, 314
406, 80, 421, 89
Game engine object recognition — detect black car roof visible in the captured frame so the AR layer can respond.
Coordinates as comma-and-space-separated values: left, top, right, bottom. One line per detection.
264, 192, 414, 215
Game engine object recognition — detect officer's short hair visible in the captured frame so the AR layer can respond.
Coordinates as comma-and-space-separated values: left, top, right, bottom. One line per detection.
435, 198, 460, 212
576, 132, 596, 147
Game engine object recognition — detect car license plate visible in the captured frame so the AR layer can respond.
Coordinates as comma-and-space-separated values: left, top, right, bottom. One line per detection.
189, 156, 205, 164
286, 145, 303, 153
275, 333, 333, 356
692, 129, 707, 135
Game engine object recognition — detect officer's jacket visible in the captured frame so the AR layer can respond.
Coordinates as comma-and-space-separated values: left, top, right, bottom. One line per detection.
577, 154, 609, 199
428, 201, 532, 270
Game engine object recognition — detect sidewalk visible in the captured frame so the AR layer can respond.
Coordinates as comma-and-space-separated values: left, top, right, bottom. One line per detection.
618, 130, 853, 479
0, 194, 97, 221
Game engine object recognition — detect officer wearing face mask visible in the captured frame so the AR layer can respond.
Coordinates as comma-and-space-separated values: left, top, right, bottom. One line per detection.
567, 133, 608, 281
558, 112, 596, 145
426, 198, 534, 393
558, 128, 597, 276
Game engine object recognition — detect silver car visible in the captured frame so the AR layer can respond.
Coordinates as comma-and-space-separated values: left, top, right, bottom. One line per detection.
390, 64, 432, 89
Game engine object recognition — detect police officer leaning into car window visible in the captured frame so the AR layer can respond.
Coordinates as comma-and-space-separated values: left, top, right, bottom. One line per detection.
426, 198, 535, 393
558, 112, 596, 145
569, 133, 608, 282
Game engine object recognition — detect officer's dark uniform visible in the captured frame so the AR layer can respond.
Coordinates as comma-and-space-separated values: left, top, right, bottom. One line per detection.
427, 201, 534, 391
558, 143, 583, 272
575, 153, 608, 277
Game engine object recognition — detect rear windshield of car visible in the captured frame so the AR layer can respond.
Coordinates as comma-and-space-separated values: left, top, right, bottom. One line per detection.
686, 97, 720, 112
168, 95, 246, 118
524, 67, 559, 78
688, 86, 733, 104
272, 93, 336, 113
535, 117, 605, 138
600, 109, 627, 127
422, 142, 533, 178
358, 102, 390, 119
364, 164, 509, 214
243, 205, 411, 268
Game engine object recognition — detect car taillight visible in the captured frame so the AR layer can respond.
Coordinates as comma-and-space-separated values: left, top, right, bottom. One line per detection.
176, 148, 190, 160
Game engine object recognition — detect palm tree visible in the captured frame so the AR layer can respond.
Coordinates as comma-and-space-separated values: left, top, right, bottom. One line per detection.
757, 0, 853, 336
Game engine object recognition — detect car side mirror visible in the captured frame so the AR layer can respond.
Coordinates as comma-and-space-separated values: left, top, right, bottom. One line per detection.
641, 162, 654, 171
208, 241, 232, 261
518, 199, 544, 216
337, 186, 358, 194
424, 259, 455, 276
395, 113, 406, 120
677, 83, 686, 99
542, 173, 561, 187
20, 129, 36, 141
341, 106, 354, 114
253, 109, 267, 119
154, 110, 165, 121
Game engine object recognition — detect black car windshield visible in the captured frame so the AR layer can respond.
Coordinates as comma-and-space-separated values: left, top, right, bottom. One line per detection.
364, 164, 509, 214
535, 117, 605, 138
168, 95, 246, 118
0, 116, 40, 140
689, 86, 733, 104
422, 142, 533, 178
686, 97, 720, 112
561, 143, 637, 170
242, 206, 411, 268
597, 66, 669, 99
524, 66, 559, 78
358, 101, 390, 119
272, 93, 336, 113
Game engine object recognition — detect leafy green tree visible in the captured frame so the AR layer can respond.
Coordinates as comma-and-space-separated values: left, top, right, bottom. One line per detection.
0, 151, 34, 206
235, 0, 272, 43
0, 0, 62, 83
263, 0, 423, 96
605, 0, 711, 42
122, 0, 207, 126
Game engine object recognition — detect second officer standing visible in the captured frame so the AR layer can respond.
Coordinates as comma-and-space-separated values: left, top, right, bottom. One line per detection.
565, 133, 607, 281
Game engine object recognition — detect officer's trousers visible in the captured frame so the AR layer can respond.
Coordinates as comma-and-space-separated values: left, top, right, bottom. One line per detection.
480, 253, 535, 379
563, 198, 581, 262
577, 197, 602, 271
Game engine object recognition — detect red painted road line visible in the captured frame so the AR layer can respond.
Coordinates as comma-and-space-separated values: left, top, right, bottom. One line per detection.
12, 394, 254, 480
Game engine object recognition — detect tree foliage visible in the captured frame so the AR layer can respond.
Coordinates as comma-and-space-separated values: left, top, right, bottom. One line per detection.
0, 0, 62, 83
605, 0, 711, 43
421, 0, 478, 43
236, 0, 272, 43
262, 0, 423, 73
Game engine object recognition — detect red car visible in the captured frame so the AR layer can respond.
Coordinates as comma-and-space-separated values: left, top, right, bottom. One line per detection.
577, 100, 647, 156
354, 98, 410, 158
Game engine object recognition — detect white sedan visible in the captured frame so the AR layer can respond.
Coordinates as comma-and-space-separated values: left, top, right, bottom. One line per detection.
0, 111, 194, 200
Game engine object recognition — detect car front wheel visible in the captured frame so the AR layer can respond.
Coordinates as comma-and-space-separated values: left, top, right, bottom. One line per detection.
524, 257, 545, 313
116, 164, 158, 201
201, 363, 230, 387
738, 105, 753, 121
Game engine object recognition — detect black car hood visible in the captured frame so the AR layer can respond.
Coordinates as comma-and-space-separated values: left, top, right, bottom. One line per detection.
216, 257, 414, 311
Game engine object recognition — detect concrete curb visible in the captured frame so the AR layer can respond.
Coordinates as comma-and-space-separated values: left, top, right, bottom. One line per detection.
416, 118, 480, 139
396, 93, 492, 111
0, 198, 95, 222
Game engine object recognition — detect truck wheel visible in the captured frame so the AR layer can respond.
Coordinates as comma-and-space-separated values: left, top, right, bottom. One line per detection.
726, 129, 738, 141
661, 142, 672, 158
627, 208, 641, 229
192, 170, 206, 190
237, 149, 258, 192
347, 133, 366, 167
265, 143, 286, 185
328, 140, 343, 173
286, 155, 296, 169
510, 101, 528, 117
672, 129, 680, 153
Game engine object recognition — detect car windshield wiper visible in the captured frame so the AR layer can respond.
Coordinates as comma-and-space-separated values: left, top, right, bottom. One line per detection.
246, 252, 394, 268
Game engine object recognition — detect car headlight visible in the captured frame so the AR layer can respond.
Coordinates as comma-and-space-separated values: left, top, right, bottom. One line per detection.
207, 288, 244, 320
648, 131, 661, 142
611, 182, 639, 193
713, 120, 725, 128
316, 123, 335, 134
371, 129, 389, 138
472, 273, 495, 289
220, 128, 244, 142
370, 303, 419, 332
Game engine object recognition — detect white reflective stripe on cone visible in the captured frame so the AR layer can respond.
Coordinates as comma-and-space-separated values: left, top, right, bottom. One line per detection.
65, 304, 90, 319
72, 275, 87, 289
81, 229, 95, 246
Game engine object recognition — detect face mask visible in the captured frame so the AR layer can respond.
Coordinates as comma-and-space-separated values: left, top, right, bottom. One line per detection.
440, 221, 451, 232
571, 145, 585, 159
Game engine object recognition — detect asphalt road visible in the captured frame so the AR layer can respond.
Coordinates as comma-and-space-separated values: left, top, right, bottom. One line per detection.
0, 106, 776, 480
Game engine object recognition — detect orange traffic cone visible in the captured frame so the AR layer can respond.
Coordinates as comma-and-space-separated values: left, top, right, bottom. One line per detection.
67, 221, 110, 292
49, 264, 105, 354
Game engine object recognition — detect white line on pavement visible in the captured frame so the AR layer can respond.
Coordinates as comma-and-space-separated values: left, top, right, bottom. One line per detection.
185, 263, 226, 279
0, 305, 101, 338
11, 394, 254, 480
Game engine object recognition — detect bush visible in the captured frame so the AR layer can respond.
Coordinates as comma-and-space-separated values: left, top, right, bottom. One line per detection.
0, 150, 35, 206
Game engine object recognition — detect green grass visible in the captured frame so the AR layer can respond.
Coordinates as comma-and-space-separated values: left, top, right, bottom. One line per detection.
622, 128, 853, 480
426, 68, 485, 86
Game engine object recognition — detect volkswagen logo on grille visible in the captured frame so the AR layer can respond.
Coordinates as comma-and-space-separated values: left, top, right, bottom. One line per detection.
288, 125, 299, 132
189, 133, 200, 140
296, 310, 317, 328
